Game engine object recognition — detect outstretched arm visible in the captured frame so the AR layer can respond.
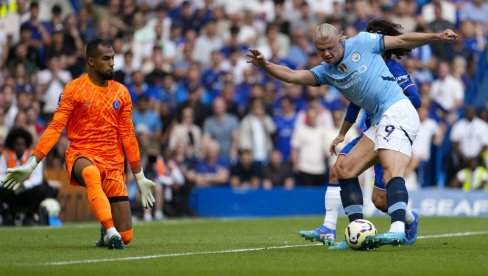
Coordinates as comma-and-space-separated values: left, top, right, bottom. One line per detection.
384, 29, 457, 50
247, 49, 317, 85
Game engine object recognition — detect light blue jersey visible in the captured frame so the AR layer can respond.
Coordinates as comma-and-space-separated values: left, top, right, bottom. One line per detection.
310, 32, 407, 125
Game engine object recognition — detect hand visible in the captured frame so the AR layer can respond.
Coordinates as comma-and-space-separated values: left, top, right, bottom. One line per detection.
246, 49, 267, 68
329, 134, 345, 156
134, 171, 156, 209
1, 157, 38, 191
440, 29, 457, 41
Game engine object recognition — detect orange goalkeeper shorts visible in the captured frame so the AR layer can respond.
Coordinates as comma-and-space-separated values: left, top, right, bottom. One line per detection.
65, 151, 128, 198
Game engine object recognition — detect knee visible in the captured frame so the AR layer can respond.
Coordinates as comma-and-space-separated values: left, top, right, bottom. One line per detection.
329, 165, 339, 183
81, 165, 101, 187
334, 161, 350, 179
119, 229, 133, 245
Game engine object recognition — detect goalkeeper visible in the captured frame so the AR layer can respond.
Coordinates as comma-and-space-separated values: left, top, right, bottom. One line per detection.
1, 39, 156, 249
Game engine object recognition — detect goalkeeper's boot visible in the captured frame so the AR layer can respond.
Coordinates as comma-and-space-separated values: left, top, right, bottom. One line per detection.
328, 241, 351, 251
108, 235, 126, 250
405, 211, 419, 245
95, 227, 107, 247
365, 231, 406, 248
299, 225, 335, 245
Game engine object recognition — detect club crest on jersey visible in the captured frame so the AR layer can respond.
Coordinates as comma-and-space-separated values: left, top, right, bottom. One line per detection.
352, 53, 360, 62
338, 63, 348, 73
113, 100, 120, 110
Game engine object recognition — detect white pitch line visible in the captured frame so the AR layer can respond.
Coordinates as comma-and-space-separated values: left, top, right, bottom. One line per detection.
46, 231, 488, 266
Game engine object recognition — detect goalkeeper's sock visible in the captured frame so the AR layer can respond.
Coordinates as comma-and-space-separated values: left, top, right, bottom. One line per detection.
82, 165, 114, 230
323, 184, 341, 230
120, 229, 133, 245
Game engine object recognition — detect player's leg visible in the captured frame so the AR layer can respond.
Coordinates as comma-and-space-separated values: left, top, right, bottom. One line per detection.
72, 157, 124, 249
299, 159, 342, 244
300, 136, 365, 244
372, 163, 419, 245
110, 200, 132, 245
335, 136, 377, 223
372, 99, 420, 246
102, 172, 133, 249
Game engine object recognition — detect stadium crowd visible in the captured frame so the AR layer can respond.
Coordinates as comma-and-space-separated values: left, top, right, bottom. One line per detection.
0, 0, 488, 223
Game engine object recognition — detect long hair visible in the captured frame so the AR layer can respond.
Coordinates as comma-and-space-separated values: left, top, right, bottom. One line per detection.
366, 19, 411, 59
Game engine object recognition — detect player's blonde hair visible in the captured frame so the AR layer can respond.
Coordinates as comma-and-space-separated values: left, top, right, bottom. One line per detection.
313, 23, 346, 42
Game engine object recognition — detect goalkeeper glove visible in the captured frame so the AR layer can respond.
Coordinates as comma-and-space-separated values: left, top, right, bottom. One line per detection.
134, 171, 156, 209
1, 156, 38, 191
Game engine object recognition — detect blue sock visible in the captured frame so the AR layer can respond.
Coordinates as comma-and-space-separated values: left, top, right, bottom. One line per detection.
339, 177, 363, 222
386, 177, 408, 224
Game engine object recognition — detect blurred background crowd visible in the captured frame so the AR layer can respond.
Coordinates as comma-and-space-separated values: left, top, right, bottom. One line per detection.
0, 0, 487, 224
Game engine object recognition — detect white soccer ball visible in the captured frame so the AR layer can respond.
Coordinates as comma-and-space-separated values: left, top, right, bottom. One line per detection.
344, 219, 377, 249
40, 198, 61, 217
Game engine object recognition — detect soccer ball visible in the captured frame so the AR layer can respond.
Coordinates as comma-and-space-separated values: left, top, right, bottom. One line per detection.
40, 198, 61, 217
344, 219, 377, 249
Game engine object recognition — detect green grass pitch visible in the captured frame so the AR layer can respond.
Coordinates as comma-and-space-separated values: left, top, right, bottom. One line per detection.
0, 216, 487, 275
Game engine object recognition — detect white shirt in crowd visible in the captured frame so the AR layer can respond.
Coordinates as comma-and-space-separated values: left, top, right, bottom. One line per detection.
450, 117, 488, 159
429, 75, 464, 112
291, 124, 328, 175
412, 118, 441, 161
37, 69, 72, 114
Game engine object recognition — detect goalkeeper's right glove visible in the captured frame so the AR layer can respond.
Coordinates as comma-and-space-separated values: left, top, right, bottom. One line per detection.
134, 171, 156, 209
1, 156, 38, 191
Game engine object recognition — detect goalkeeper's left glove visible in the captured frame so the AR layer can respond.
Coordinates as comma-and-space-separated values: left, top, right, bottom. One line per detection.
134, 171, 156, 209
1, 156, 38, 191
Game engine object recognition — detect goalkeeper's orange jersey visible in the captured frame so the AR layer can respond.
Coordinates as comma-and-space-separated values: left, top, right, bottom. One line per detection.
32, 74, 141, 170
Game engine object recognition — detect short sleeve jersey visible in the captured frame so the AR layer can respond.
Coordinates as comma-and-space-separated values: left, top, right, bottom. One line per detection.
310, 32, 407, 125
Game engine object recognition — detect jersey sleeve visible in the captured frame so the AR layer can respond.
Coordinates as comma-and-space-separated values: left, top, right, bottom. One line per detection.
355, 32, 384, 54
32, 83, 75, 160
386, 59, 421, 108
310, 63, 329, 86
118, 86, 141, 170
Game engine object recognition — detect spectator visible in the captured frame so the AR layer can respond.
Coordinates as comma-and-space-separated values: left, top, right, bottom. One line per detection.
427, 2, 454, 61
169, 107, 202, 157
450, 158, 488, 191
262, 149, 295, 190
203, 97, 239, 159
291, 106, 328, 186
132, 95, 162, 141
273, 95, 297, 161
0, 127, 57, 226
192, 19, 223, 67
429, 61, 464, 123
421, 0, 456, 25
408, 105, 445, 188
37, 54, 72, 120
175, 85, 210, 129
449, 105, 488, 179
229, 149, 262, 188
191, 141, 230, 187
238, 98, 276, 165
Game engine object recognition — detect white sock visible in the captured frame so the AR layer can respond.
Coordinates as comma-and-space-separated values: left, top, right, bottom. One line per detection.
323, 186, 342, 230
405, 209, 415, 224
104, 227, 120, 244
389, 221, 405, 233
